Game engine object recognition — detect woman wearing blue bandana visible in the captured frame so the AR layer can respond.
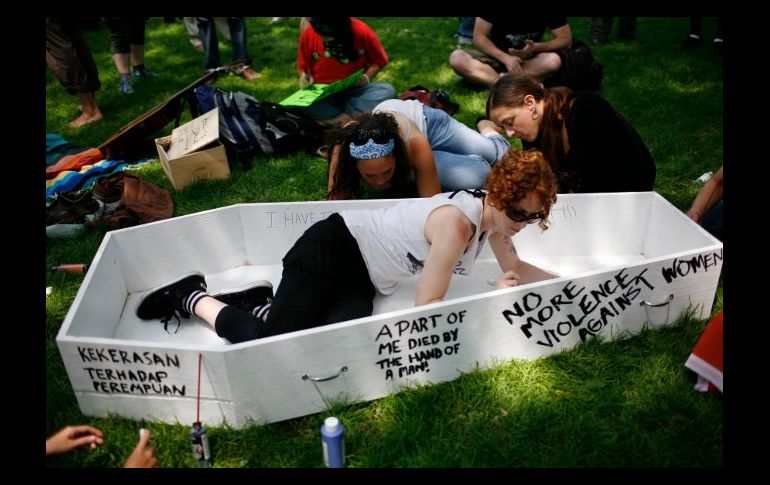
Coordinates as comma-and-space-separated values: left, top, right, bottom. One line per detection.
135, 149, 559, 343
325, 112, 441, 199
326, 99, 511, 199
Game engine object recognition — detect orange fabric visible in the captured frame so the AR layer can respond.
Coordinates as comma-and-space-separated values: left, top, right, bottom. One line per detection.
685, 310, 723, 393
46, 148, 104, 179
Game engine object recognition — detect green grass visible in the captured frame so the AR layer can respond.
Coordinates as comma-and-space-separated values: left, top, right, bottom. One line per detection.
46, 17, 722, 467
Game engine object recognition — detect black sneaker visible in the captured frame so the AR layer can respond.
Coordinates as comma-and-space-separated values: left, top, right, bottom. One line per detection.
136, 272, 207, 333
60, 191, 99, 218
210, 280, 273, 314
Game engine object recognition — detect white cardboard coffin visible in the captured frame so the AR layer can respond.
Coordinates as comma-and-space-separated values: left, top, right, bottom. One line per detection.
56, 192, 723, 428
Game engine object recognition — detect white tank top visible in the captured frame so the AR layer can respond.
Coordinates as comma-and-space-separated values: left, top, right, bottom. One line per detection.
373, 99, 427, 139
340, 191, 488, 295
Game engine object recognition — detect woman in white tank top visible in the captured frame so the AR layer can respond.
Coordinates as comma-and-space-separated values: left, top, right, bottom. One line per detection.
136, 149, 560, 343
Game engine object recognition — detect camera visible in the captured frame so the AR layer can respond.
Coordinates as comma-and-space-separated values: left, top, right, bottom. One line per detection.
505, 34, 528, 50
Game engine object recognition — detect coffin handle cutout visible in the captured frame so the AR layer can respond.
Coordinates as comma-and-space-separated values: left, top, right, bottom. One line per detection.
640, 294, 674, 308
640, 294, 674, 326
302, 366, 348, 382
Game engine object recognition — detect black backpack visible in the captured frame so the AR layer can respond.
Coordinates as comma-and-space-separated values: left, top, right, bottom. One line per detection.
194, 85, 273, 169
547, 39, 603, 92
259, 102, 325, 156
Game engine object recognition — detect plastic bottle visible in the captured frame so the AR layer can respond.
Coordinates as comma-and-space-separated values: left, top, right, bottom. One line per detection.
190, 421, 212, 467
320, 416, 345, 468
696, 171, 713, 185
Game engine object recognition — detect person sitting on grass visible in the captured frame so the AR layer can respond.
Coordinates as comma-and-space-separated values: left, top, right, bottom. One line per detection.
298, 17, 395, 126
135, 148, 559, 344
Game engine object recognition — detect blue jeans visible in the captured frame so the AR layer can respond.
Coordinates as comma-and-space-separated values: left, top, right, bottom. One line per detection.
457, 17, 475, 38
701, 199, 722, 241
198, 17, 249, 70
423, 105, 511, 191
306, 82, 396, 120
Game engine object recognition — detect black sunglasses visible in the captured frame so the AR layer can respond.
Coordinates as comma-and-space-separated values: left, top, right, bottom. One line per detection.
505, 206, 545, 224
352, 128, 389, 145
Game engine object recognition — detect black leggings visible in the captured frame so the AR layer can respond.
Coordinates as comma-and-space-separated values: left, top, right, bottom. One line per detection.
101, 17, 147, 53
215, 213, 376, 343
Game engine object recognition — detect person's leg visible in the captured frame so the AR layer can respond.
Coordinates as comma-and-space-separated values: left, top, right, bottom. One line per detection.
433, 151, 491, 191
226, 17, 260, 80
590, 17, 613, 45
618, 17, 637, 40
424, 105, 510, 164
690, 17, 703, 36
255, 213, 375, 338
713, 17, 723, 52
449, 48, 505, 88
455, 17, 475, 45
227, 17, 248, 63
214, 17, 232, 42
46, 17, 103, 127
522, 52, 562, 81
700, 200, 722, 241
681, 17, 703, 49
128, 18, 155, 77
71, 92, 103, 128
197, 17, 221, 70
183, 17, 203, 51
342, 83, 397, 115
102, 17, 135, 94
305, 95, 345, 121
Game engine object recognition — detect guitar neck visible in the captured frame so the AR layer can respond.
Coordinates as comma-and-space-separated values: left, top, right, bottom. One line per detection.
98, 60, 247, 158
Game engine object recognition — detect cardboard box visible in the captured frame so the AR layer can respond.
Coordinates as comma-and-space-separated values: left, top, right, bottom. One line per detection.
57, 193, 722, 427
155, 108, 229, 190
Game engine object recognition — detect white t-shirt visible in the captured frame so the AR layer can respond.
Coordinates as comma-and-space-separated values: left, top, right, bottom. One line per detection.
373, 99, 427, 138
340, 191, 488, 295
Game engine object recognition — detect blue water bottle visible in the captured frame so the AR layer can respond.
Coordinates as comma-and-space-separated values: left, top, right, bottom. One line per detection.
321, 416, 345, 467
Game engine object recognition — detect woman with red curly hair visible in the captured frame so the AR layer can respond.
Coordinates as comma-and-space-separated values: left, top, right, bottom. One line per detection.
135, 148, 558, 343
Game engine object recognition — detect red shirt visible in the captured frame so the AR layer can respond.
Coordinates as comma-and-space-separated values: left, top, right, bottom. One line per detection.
297, 18, 389, 84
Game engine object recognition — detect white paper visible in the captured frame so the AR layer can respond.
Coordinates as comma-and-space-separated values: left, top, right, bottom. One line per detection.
166, 108, 220, 160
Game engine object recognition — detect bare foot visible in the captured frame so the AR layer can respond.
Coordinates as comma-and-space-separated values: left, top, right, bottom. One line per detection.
477, 119, 503, 136
240, 67, 261, 81
69, 111, 103, 128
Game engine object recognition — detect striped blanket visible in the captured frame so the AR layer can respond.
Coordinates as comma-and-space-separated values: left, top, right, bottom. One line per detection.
46, 134, 152, 201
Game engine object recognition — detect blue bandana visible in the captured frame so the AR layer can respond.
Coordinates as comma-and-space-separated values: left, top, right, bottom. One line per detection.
349, 138, 395, 160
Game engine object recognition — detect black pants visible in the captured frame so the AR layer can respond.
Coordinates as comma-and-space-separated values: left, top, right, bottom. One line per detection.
101, 17, 147, 53
215, 213, 376, 343
45, 17, 101, 95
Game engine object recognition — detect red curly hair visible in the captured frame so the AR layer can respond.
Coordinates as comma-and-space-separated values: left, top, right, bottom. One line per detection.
485, 148, 558, 230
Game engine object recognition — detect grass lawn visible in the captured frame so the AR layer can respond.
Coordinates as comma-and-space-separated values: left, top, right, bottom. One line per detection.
45, 17, 723, 467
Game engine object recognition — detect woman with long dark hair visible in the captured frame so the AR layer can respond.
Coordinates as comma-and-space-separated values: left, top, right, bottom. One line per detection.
325, 112, 433, 199
487, 74, 655, 193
